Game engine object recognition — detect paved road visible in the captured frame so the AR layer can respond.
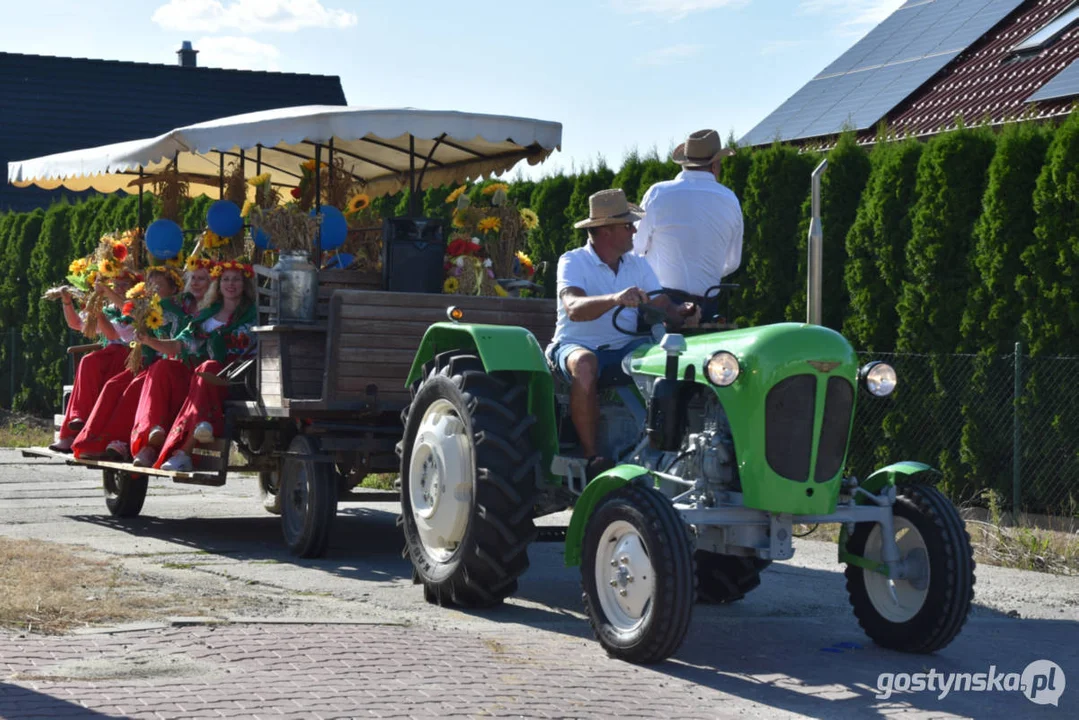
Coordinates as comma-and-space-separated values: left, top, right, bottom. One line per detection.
0, 449, 1076, 719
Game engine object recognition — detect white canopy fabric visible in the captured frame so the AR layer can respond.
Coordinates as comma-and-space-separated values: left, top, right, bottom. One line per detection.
7, 105, 563, 199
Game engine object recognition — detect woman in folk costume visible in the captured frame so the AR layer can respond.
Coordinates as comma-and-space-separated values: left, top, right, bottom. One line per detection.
151, 260, 258, 471
126, 254, 216, 467
49, 271, 140, 453
71, 261, 199, 461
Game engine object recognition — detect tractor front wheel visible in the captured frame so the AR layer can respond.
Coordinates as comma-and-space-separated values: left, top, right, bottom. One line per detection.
581, 484, 695, 664
399, 353, 539, 608
845, 484, 974, 653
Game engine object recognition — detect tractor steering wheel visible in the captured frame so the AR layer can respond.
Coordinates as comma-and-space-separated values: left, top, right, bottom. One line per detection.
611, 289, 675, 337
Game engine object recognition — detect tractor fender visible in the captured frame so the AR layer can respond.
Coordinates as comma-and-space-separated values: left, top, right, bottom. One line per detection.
861, 461, 941, 495
564, 465, 653, 567
406, 322, 559, 482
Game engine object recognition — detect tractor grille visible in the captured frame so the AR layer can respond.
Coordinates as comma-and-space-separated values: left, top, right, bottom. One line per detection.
765, 374, 816, 482
815, 377, 854, 482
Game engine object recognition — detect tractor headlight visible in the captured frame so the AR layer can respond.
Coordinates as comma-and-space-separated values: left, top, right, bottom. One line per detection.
705, 351, 740, 387
621, 351, 636, 376
859, 361, 897, 397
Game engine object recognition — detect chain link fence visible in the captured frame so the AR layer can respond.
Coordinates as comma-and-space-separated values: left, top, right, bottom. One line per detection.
848, 347, 1079, 516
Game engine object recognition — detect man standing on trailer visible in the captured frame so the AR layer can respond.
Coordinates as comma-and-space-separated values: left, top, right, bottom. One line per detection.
548, 189, 698, 479
634, 129, 743, 321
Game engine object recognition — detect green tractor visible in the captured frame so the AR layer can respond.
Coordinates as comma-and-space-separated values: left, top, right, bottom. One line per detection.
397, 300, 975, 664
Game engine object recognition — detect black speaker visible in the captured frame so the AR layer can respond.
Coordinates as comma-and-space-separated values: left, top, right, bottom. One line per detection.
381, 217, 446, 293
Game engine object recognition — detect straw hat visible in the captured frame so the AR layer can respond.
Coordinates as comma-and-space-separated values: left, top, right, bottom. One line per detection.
573, 189, 645, 229
671, 129, 732, 167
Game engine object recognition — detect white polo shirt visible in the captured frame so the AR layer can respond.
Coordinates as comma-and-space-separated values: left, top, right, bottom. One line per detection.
634, 169, 744, 297
551, 243, 661, 351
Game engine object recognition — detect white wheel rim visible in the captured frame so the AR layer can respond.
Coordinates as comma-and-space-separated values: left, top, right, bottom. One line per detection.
863, 517, 931, 623
408, 398, 474, 562
593, 520, 656, 632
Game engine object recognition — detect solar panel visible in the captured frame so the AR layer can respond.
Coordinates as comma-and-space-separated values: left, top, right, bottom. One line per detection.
1027, 57, 1079, 102
740, 0, 1027, 145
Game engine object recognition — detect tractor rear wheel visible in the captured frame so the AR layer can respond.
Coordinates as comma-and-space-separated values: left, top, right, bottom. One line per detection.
103, 469, 148, 518
399, 352, 540, 608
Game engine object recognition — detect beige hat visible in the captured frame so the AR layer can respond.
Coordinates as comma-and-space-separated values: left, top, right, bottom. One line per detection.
573, 188, 645, 229
672, 129, 733, 167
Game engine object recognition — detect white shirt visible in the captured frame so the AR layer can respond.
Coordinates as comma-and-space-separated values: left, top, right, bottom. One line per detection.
551, 243, 662, 351
633, 169, 744, 297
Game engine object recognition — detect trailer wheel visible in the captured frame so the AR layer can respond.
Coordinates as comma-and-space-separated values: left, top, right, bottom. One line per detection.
259, 470, 282, 515
399, 352, 539, 608
280, 435, 337, 557
103, 469, 148, 518
695, 552, 771, 603
845, 484, 974, 653
581, 484, 695, 664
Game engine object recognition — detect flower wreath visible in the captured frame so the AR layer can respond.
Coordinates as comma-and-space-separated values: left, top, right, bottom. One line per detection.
185, 254, 214, 272
145, 264, 184, 291
210, 260, 255, 279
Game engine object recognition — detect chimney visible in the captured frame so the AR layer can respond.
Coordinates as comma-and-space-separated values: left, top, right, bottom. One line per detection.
177, 41, 198, 68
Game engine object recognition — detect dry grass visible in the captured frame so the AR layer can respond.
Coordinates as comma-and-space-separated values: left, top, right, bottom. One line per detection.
0, 537, 230, 634
0, 422, 53, 448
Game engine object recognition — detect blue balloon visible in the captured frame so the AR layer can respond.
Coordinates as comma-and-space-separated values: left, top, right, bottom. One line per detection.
324, 252, 354, 269
312, 206, 348, 251
206, 200, 243, 237
253, 228, 272, 250
145, 219, 183, 260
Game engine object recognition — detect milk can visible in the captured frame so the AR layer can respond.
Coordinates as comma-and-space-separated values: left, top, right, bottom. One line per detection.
272, 250, 318, 323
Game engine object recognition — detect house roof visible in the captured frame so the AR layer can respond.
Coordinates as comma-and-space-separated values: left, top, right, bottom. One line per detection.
0, 50, 347, 211
741, 0, 1079, 147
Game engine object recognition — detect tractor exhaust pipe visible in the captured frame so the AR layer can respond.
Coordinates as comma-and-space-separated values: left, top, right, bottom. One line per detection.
807, 159, 827, 325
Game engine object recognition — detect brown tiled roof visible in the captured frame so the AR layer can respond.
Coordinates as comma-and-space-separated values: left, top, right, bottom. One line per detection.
883, 0, 1079, 138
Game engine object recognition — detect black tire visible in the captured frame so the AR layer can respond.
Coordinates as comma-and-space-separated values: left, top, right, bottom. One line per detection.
581, 484, 695, 664
695, 552, 772, 604
399, 352, 539, 608
103, 469, 148, 518
280, 435, 337, 558
259, 470, 282, 515
845, 484, 975, 653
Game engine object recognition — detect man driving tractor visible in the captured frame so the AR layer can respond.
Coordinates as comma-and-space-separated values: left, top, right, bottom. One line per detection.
546, 188, 698, 479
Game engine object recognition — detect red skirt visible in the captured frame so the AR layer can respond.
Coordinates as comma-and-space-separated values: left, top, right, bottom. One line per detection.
71, 368, 145, 458
156, 360, 227, 468
60, 344, 130, 440
131, 359, 192, 456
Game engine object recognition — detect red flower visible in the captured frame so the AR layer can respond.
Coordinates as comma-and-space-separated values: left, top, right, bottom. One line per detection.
122, 301, 135, 316
112, 243, 128, 262
290, 187, 302, 199
447, 239, 467, 256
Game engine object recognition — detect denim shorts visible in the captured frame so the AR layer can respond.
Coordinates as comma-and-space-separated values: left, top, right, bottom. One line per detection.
546, 338, 649, 384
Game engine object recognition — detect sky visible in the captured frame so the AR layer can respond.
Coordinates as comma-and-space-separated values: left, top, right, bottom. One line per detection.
0, 0, 906, 178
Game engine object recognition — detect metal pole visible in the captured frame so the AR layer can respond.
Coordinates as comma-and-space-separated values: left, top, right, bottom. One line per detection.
1013, 341, 1022, 514
314, 144, 323, 268
328, 138, 334, 198
408, 135, 416, 217
256, 145, 262, 175
806, 159, 828, 325
137, 166, 144, 231
218, 152, 225, 198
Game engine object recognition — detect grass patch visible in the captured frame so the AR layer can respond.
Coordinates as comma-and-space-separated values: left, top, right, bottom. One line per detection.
0, 537, 235, 634
360, 473, 397, 491
0, 422, 53, 448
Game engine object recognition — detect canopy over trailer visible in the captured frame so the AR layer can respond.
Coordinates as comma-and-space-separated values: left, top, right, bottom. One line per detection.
7, 104, 563, 214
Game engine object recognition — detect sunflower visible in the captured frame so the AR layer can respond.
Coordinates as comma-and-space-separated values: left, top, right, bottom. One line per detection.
516, 251, 535, 275
519, 208, 539, 231
347, 193, 371, 215
241, 200, 254, 218
185, 255, 206, 272
203, 231, 228, 248
87, 270, 98, 287
451, 209, 467, 228
477, 216, 501, 234
125, 282, 147, 299
443, 276, 460, 294
247, 172, 272, 187
145, 309, 165, 330
68, 257, 89, 275
481, 182, 509, 196
98, 258, 121, 277
494, 283, 509, 298
445, 185, 468, 204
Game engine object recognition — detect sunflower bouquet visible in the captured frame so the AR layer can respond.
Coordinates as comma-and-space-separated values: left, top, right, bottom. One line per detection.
121, 281, 165, 373
441, 182, 540, 297
48, 229, 141, 339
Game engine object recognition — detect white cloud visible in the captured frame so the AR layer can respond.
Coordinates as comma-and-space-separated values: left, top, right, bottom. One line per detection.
798, 0, 905, 34
637, 43, 708, 66
152, 0, 357, 34
195, 35, 281, 71
760, 39, 805, 55
612, 0, 748, 21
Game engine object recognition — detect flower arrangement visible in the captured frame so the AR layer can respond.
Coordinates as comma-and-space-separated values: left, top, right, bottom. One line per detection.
211, 260, 255, 279
121, 281, 164, 373
248, 204, 322, 254
441, 182, 539, 297
49, 229, 143, 339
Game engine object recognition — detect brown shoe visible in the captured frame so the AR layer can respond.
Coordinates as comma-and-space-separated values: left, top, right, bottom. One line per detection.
48, 437, 74, 454
147, 426, 166, 449
67, 419, 85, 433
